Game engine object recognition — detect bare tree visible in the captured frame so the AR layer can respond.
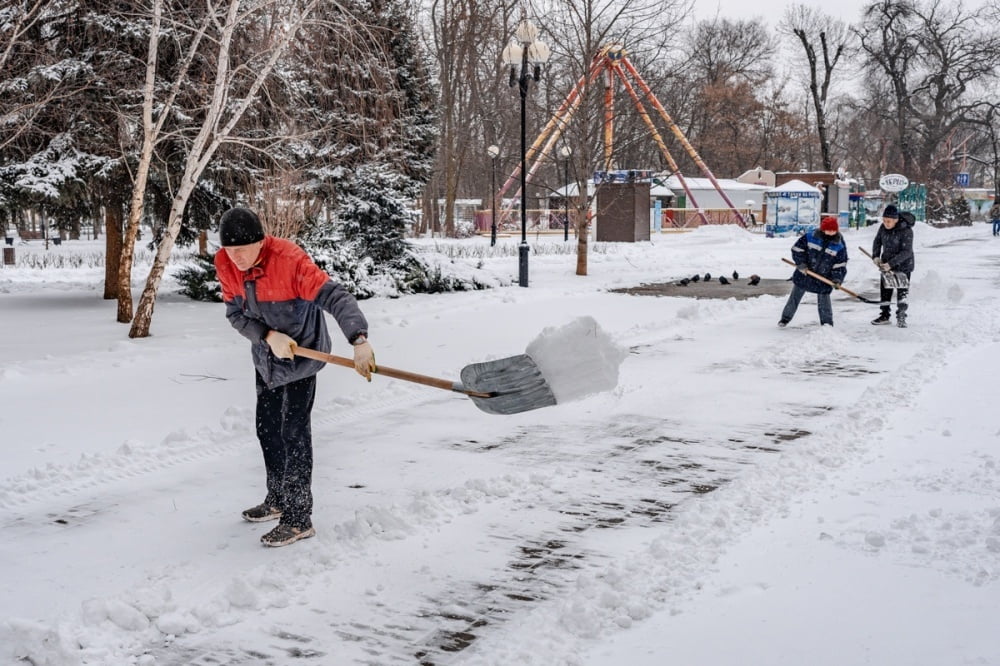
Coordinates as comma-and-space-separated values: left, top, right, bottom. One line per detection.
685, 15, 775, 86
428, 0, 512, 237
781, 5, 853, 172
253, 169, 323, 240
128, 0, 325, 338
539, 0, 688, 276
964, 101, 1000, 200
678, 17, 778, 173
116, 0, 211, 323
856, 0, 1000, 183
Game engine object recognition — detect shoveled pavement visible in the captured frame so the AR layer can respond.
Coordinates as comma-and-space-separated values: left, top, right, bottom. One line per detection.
611, 278, 793, 300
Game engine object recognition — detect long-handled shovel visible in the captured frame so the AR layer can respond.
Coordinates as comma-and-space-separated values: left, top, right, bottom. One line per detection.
781, 258, 880, 304
294, 347, 557, 416
857, 246, 910, 289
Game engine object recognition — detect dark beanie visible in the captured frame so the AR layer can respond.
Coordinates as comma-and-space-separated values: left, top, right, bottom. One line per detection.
882, 204, 899, 219
219, 207, 265, 246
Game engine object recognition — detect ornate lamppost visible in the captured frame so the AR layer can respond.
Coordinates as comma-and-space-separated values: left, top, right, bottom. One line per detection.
488, 144, 500, 247
502, 17, 550, 287
559, 144, 572, 241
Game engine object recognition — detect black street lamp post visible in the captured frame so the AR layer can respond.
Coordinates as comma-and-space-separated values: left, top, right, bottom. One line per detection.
560, 144, 572, 242
503, 17, 550, 287
488, 144, 500, 247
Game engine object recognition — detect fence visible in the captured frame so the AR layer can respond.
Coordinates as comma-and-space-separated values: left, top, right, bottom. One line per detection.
474, 209, 579, 234
473, 207, 758, 236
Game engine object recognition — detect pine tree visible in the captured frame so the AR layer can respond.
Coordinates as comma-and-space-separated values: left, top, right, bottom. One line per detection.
295, 0, 454, 296
371, 0, 439, 189
945, 193, 972, 226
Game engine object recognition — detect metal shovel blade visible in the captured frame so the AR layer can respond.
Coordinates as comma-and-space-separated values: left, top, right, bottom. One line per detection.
460, 354, 557, 415
882, 271, 910, 289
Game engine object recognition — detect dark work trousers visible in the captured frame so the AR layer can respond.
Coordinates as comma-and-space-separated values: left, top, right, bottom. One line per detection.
255, 372, 317, 529
781, 283, 833, 326
879, 271, 911, 320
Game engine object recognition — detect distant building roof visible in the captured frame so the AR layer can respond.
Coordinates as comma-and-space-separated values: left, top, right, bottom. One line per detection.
768, 179, 822, 195
664, 176, 770, 192
552, 181, 674, 197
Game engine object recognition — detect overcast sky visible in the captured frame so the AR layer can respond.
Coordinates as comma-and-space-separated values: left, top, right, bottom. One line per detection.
694, 0, 870, 25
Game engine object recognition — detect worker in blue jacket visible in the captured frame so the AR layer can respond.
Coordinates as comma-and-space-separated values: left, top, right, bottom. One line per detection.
778, 216, 848, 328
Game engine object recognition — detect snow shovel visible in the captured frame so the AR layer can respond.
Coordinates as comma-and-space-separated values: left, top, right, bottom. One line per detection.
781, 258, 880, 304
857, 246, 910, 289
294, 347, 557, 416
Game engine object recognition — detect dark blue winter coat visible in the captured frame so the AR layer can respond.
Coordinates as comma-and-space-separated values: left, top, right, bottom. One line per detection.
790, 229, 848, 294
872, 213, 914, 274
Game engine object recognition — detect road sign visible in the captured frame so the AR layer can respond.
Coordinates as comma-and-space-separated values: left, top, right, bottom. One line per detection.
878, 174, 909, 192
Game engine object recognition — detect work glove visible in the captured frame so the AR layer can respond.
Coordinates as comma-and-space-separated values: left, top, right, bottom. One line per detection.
353, 339, 376, 381
832, 280, 842, 287
796, 264, 810, 274
265, 331, 297, 360
881, 262, 892, 272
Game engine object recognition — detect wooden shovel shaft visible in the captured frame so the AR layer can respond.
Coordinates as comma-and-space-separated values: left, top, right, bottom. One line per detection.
781, 257, 868, 301
294, 346, 493, 399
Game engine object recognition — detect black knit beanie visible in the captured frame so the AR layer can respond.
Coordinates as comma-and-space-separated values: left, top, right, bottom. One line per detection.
219, 208, 265, 246
882, 204, 899, 219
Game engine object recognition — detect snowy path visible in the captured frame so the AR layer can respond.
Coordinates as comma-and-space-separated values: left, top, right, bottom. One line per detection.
2, 226, 999, 665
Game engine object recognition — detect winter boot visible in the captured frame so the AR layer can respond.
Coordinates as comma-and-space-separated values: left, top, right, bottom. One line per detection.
897, 314, 908, 328
777, 319, 789, 328
242, 503, 282, 523
871, 312, 891, 326
261, 523, 315, 547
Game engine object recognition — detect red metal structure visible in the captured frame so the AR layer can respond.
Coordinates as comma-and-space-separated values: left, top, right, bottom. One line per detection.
495, 45, 747, 229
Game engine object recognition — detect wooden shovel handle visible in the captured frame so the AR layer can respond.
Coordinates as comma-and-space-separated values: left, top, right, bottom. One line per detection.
294, 346, 492, 398
781, 257, 866, 300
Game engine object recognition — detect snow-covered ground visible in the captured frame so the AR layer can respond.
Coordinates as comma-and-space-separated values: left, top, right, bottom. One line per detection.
1, 223, 998, 665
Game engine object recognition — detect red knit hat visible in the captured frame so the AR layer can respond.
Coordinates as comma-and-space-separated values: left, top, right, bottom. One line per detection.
819, 216, 839, 233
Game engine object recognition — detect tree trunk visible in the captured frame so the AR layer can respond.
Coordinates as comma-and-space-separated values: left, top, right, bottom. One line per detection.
117, 0, 162, 324
419, 188, 432, 236
103, 201, 123, 301
129, 183, 194, 338
118, 147, 155, 323
444, 173, 458, 237
575, 198, 589, 276
128, 0, 320, 337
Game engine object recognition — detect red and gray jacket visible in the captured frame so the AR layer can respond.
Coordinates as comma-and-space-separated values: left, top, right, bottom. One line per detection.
215, 236, 368, 390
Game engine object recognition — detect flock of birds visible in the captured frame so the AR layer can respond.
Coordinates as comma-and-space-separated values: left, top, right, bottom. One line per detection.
675, 271, 761, 287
